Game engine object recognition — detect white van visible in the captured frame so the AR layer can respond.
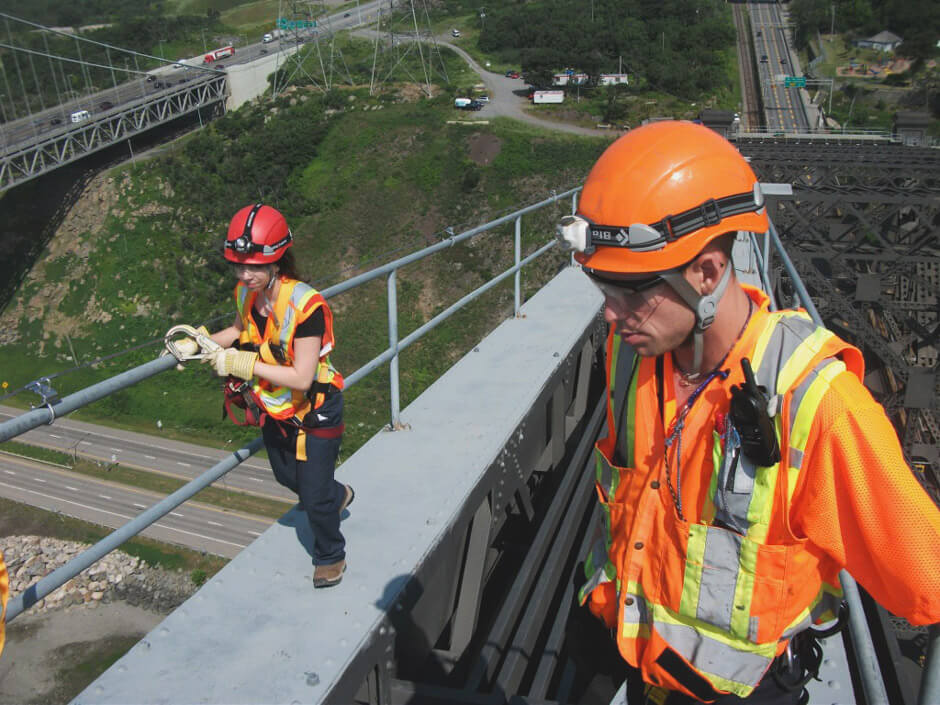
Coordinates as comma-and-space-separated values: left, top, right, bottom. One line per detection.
451, 28, 461, 38
70, 110, 91, 124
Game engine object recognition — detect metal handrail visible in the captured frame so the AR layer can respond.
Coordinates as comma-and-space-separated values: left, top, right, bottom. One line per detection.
0, 186, 577, 618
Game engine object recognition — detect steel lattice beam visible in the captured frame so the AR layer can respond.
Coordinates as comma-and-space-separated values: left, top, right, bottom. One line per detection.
0, 75, 227, 191
738, 139, 940, 456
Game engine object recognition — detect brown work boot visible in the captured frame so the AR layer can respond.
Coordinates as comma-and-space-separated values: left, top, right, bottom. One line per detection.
340, 484, 355, 515
313, 559, 346, 588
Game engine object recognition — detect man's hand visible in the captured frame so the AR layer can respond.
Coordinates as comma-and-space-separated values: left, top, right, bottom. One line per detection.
205, 348, 258, 381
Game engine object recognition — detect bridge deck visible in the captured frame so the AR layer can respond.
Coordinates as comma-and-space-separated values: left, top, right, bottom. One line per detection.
74, 266, 604, 704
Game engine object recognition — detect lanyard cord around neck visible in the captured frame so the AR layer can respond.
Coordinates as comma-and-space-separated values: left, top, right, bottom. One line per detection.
662, 298, 753, 521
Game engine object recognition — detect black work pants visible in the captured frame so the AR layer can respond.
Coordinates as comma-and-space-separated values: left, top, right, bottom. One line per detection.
262, 392, 346, 566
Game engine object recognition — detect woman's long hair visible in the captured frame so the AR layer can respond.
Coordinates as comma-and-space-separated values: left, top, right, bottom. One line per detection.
276, 249, 305, 282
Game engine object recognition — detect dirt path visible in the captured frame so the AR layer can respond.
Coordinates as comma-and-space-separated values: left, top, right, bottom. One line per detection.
0, 602, 163, 704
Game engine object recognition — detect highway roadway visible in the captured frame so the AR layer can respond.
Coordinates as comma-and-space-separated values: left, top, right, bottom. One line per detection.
750, 2, 808, 132
0, 405, 294, 502
0, 0, 392, 150
0, 451, 273, 557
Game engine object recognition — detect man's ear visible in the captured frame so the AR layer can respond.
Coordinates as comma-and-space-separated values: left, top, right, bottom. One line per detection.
692, 248, 729, 296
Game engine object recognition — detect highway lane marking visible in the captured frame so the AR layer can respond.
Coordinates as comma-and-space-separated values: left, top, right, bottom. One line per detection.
177, 462, 191, 467
144, 455, 156, 460
66, 486, 78, 491
207, 521, 224, 527
34, 478, 46, 483
110, 448, 123, 453
49, 434, 62, 439
99, 494, 111, 500
248, 530, 262, 536
247, 477, 263, 482
0, 479, 247, 551
3, 454, 290, 508
151, 522, 247, 549
170, 512, 184, 517
133, 503, 147, 509
80, 441, 92, 445
4, 470, 14, 475
1, 406, 271, 471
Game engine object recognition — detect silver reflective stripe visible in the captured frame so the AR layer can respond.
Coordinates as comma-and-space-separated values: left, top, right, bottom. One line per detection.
596, 447, 615, 498
788, 357, 838, 429
697, 526, 743, 631
623, 592, 649, 625
787, 447, 804, 471
749, 616, 760, 643
656, 621, 773, 686
753, 314, 818, 393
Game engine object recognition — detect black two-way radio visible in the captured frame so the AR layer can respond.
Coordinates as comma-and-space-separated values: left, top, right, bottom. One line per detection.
729, 357, 780, 467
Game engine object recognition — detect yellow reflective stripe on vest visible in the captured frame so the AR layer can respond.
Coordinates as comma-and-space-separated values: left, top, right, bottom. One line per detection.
785, 359, 846, 501
776, 327, 834, 394
620, 580, 650, 639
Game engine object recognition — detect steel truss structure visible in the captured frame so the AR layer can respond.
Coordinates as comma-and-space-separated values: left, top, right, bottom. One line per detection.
739, 139, 940, 484
0, 75, 227, 191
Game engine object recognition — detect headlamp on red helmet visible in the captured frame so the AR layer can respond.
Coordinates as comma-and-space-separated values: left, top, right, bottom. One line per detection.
224, 203, 293, 265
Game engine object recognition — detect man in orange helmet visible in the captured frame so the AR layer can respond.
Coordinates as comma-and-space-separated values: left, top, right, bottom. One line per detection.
557, 120, 940, 703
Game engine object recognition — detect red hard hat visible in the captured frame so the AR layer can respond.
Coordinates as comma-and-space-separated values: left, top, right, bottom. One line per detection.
223, 204, 293, 265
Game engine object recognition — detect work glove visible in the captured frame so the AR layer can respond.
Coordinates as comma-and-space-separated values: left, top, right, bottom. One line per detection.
205, 348, 258, 381
162, 325, 210, 370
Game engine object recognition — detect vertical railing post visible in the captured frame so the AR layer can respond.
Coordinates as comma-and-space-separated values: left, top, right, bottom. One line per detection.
387, 269, 401, 429
919, 624, 940, 705
570, 191, 579, 266
514, 216, 522, 316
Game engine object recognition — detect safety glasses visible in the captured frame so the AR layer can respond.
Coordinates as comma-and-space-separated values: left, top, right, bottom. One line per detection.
587, 272, 666, 304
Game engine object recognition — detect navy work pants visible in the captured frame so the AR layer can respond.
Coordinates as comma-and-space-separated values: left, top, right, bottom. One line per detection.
262, 392, 346, 566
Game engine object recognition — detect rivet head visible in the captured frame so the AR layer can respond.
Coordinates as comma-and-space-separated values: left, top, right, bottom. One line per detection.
650, 481, 660, 489
624, 597, 634, 606
634, 541, 644, 550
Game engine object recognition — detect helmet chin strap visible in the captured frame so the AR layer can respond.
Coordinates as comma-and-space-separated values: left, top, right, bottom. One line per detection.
659, 263, 733, 373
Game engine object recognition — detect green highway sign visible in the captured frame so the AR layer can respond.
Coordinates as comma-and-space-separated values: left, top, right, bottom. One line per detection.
784, 76, 807, 87
276, 17, 317, 29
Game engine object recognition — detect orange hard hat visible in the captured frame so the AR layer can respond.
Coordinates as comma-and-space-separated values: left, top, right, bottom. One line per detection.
562, 121, 768, 277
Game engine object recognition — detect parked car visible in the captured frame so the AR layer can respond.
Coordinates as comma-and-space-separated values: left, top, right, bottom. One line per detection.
467, 100, 484, 111
50, 117, 62, 125
98, 101, 114, 111
146, 75, 156, 83
475, 95, 490, 103
451, 28, 461, 38
756, 30, 762, 37
760, 55, 768, 63
505, 70, 520, 78
780, 58, 787, 64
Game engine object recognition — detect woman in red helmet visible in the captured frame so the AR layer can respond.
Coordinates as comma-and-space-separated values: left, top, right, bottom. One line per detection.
206, 203, 352, 588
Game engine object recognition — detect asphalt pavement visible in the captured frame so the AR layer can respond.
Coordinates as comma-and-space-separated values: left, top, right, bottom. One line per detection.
0, 451, 273, 557
0, 405, 293, 502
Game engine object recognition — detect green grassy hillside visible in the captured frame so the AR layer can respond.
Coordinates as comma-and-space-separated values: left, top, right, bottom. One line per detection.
0, 83, 609, 459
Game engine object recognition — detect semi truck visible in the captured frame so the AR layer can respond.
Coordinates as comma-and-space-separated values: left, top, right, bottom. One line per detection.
533, 90, 564, 104
262, 29, 286, 43
204, 46, 234, 63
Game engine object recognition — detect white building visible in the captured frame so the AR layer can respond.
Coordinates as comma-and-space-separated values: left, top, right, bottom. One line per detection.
598, 73, 629, 86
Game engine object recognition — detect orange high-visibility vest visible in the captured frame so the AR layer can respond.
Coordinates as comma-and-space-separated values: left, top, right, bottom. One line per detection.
580, 287, 867, 699
235, 277, 344, 422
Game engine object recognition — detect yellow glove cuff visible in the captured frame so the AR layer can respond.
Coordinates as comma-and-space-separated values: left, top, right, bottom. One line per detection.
230, 350, 258, 381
